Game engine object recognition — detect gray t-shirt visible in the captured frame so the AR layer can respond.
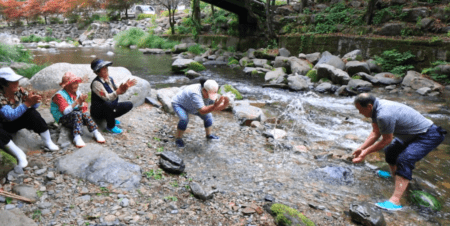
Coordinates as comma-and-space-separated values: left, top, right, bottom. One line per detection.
172, 84, 214, 114
371, 99, 433, 143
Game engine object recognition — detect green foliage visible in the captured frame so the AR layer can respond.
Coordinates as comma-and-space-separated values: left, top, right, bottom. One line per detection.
374, 49, 415, 76
421, 61, 450, 83
228, 59, 239, 66
46, 27, 53, 36
0, 150, 17, 165
373, 6, 407, 25
429, 36, 442, 43
5, 197, 12, 204
44, 36, 57, 42
144, 169, 164, 180
188, 44, 206, 55
137, 14, 157, 21
136, 34, 179, 49
36, 191, 43, 198
306, 70, 319, 82
352, 75, 362, 80
355, 55, 364, 61
227, 15, 239, 36
0, 43, 33, 63
164, 196, 178, 202
227, 46, 236, 53
218, 84, 243, 100
156, 147, 164, 152
49, 17, 63, 24
410, 190, 442, 211
270, 204, 315, 226
15, 63, 48, 79
313, 3, 364, 34
114, 28, 146, 47
32, 210, 42, 221
170, 181, 178, 187
161, 10, 178, 17
186, 62, 206, 72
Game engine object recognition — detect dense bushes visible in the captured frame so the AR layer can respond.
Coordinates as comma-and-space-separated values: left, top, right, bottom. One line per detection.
374, 49, 415, 76
114, 28, 146, 47
137, 34, 179, 49
0, 43, 33, 63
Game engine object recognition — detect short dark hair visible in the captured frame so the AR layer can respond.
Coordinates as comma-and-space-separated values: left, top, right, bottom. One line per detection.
0, 78, 9, 90
354, 93, 376, 107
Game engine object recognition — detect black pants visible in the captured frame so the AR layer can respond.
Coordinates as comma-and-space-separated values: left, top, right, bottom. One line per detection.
0, 108, 48, 147
90, 101, 133, 129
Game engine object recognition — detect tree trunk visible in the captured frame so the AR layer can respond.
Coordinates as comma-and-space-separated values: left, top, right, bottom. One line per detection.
192, 0, 201, 25
265, 0, 276, 40
287, 0, 290, 5
301, 0, 308, 13
365, 0, 377, 25
243, 0, 266, 39
211, 5, 215, 17
170, 9, 175, 34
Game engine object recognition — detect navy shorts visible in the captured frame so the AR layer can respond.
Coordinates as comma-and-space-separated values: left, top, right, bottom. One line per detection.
384, 125, 446, 180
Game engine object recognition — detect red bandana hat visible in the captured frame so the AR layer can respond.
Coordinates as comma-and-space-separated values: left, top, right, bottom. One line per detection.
60, 71, 82, 88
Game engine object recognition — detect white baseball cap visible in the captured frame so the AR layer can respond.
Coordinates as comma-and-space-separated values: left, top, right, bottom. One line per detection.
203, 80, 219, 101
0, 67, 23, 82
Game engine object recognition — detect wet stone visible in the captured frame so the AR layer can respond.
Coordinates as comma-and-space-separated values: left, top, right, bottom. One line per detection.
349, 202, 386, 226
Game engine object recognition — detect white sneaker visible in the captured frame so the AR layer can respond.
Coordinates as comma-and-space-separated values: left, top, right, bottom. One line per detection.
45, 141, 60, 152
93, 130, 105, 143
73, 135, 86, 148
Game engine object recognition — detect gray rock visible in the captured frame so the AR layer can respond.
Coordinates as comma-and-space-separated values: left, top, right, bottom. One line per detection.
420, 18, 434, 30
278, 48, 290, 57
401, 71, 442, 91
342, 50, 362, 61
416, 87, 431, 95
273, 56, 290, 69
145, 97, 162, 108
185, 70, 201, 79
11, 129, 43, 153
316, 51, 345, 70
30, 63, 150, 107
349, 203, 386, 226
402, 7, 430, 22
346, 61, 370, 76
193, 56, 204, 62
173, 43, 189, 53
253, 59, 268, 68
55, 144, 142, 191
5, 204, 15, 210
38, 202, 53, 209
239, 57, 251, 67
265, 68, 286, 83
289, 57, 311, 75
12, 185, 37, 202
159, 151, 185, 174
374, 73, 403, 85
35, 168, 46, 175
139, 48, 165, 54
190, 182, 218, 200
377, 23, 405, 36
157, 87, 181, 114
299, 52, 321, 64
248, 49, 256, 59
315, 82, 333, 93
347, 79, 374, 93
172, 59, 196, 73
232, 102, 266, 125
120, 198, 129, 207
366, 59, 382, 73
0, 209, 37, 226
47, 172, 55, 180
316, 64, 351, 85
287, 74, 310, 91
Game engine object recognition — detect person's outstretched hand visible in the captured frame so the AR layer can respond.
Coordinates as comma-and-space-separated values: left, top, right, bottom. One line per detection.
117, 83, 129, 95
126, 79, 137, 88
24, 92, 42, 107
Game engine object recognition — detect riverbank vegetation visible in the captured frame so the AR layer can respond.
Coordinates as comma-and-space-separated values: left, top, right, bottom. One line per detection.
114, 27, 180, 49
0, 43, 46, 78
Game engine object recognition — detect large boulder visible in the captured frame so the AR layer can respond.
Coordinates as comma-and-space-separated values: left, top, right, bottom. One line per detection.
56, 143, 142, 191
265, 68, 286, 83
0, 209, 38, 226
29, 63, 151, 107
315, 82, 333, 93
287, 74, 311, 91
289, 57, 311, 75
171, 59, 196, 73
316, 64, 351, 85
316, 51, 345, 70
346, 79, 373, 93
374, 72, 403, 85
342, 50, 363, 61
157, 87, 181, 114
377, 23, 405, 36
253, 59, 268, 68
273, 56, 291, 70
298, 52, 321, 64
346, 61, 370, 76
402, 71, 442, 91
402, 7, 430, 22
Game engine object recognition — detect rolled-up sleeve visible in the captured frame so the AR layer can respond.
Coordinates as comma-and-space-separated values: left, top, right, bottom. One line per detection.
92, 80, 118, 102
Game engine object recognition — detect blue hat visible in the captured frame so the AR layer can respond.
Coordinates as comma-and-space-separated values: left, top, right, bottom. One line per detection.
91, 59, 112, 72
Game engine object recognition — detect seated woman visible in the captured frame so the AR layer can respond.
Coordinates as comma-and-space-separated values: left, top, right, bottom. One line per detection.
51, 72, 105, 148
90, 58, 137, 134
0, 67, 59, 167
171, 79, 229, 148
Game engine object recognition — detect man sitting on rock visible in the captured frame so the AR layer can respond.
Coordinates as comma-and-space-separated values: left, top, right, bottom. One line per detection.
352, 93, 446, 211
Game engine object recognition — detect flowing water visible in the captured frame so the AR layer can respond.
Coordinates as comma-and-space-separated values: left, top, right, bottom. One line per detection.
30, 46, 450, 224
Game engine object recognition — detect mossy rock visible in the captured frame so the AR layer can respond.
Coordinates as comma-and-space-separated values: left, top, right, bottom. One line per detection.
254, 50, 278, 60
219, 84, 242, 100
265, 203, 315, 226
0, 150, 17, 179
228, 59, 239, 66
306, 69, 319, 83
410, 190, 442, 211
186, 62, 206, 72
